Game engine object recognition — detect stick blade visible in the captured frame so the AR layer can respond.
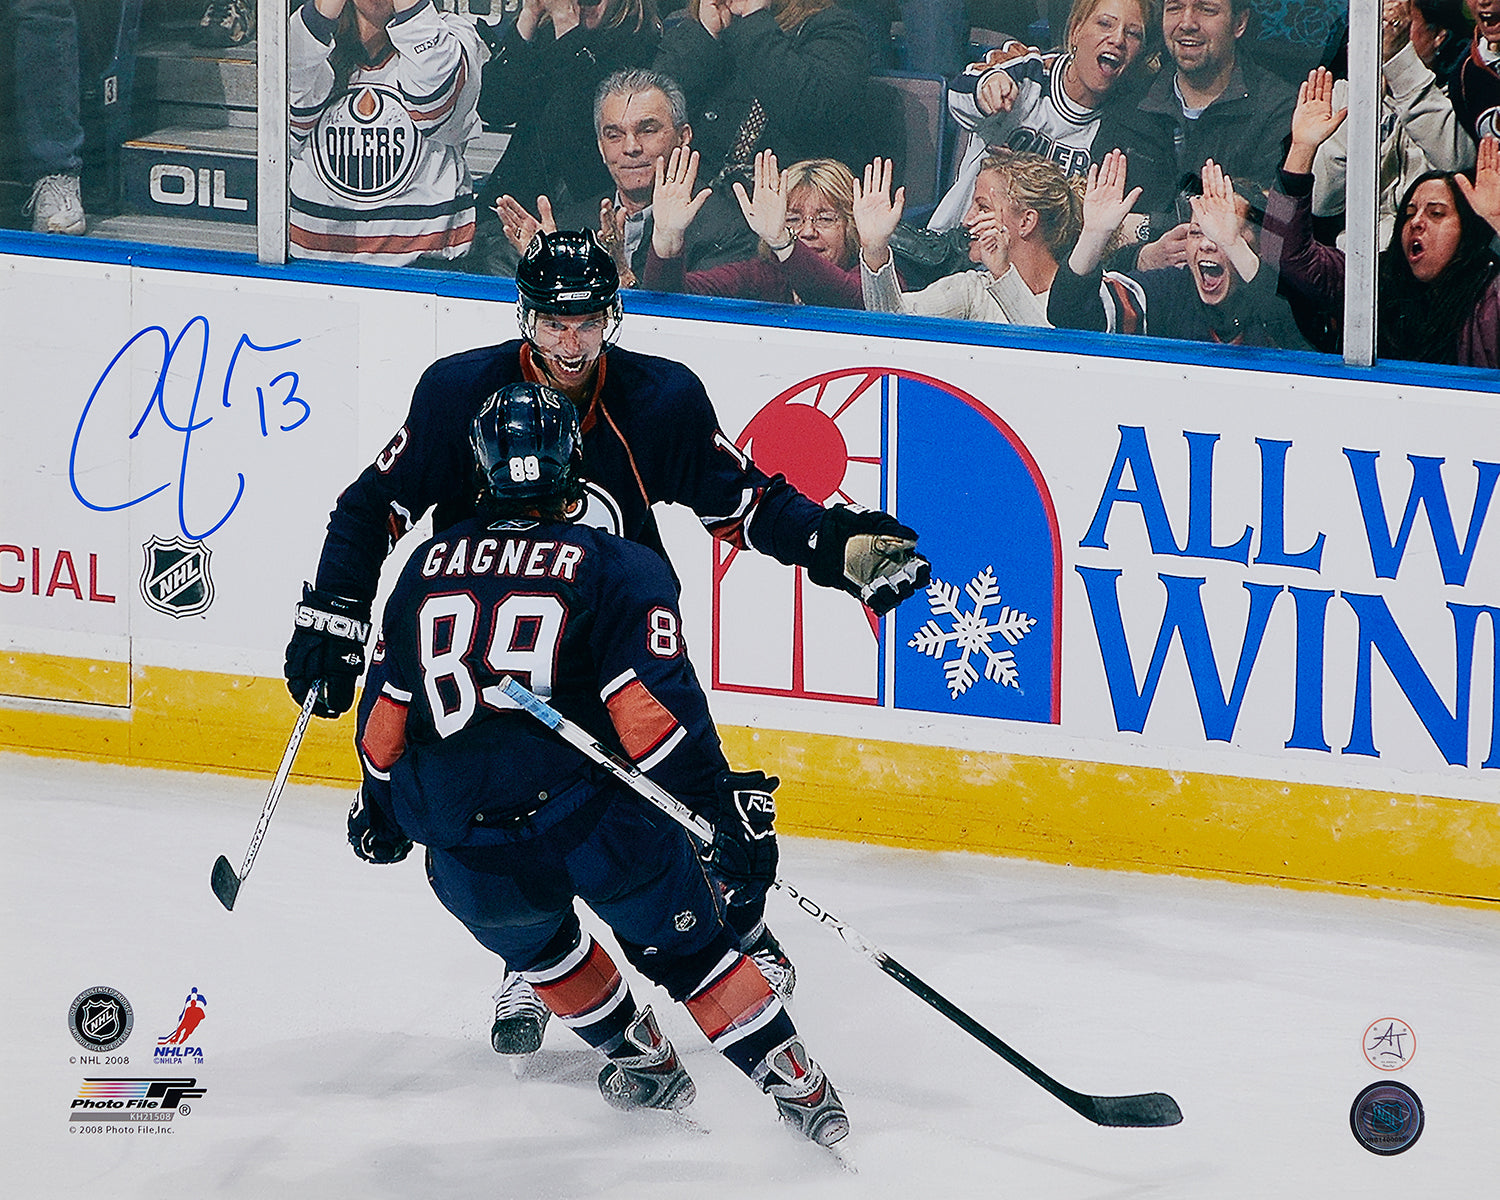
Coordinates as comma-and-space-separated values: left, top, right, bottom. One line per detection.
211, 855, 242, 911
1082, 1091, 1183, 1128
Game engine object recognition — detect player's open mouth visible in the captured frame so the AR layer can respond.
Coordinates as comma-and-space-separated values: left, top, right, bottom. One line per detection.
550, 354, 591, 375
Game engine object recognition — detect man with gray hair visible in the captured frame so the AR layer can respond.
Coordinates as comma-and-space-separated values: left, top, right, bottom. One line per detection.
485, 68, 758, 280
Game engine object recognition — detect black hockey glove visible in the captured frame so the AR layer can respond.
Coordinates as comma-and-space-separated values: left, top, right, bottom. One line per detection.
707, 769, 780, 905
347, 789, 413, 865
809, 506, 931, 616
284, 583, 371, 718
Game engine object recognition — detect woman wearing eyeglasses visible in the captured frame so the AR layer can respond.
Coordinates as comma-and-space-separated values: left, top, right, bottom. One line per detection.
641, 147, 867, 308
856, 152, 1081, 325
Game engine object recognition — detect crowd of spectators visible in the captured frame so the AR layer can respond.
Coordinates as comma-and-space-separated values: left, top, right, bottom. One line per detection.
10, 0, 1499, 368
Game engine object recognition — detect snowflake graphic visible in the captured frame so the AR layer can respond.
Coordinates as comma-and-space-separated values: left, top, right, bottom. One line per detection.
907, 566, 1036, 698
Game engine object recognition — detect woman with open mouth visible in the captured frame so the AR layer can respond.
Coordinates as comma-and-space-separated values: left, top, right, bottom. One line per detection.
927, 0, 1156, 234
1046, 148, 1309, 348
1265, 68, 1500, 368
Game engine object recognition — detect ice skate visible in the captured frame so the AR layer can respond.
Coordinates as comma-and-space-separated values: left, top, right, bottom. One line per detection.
743, 925, 796, 1004
597, 1007, 696, 1112
754, 1036, 848, 1146
491, 971, 550, 1054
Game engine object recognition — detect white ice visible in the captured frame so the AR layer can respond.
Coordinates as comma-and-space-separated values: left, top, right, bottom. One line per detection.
3, 751, 1496, 1199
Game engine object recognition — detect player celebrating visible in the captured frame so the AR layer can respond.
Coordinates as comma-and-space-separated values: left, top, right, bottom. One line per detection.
285, 229, 930, 1056
348, 382, 848, 1145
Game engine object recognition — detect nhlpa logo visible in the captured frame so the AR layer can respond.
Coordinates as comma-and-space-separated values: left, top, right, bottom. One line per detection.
313, 85, 418, 203
141, 535, 214, 617
713, 368, 1060, 723
155, 988, 207, 1064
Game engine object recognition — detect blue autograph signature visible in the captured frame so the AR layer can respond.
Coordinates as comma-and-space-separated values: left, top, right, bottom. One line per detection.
70, 315, 311, 540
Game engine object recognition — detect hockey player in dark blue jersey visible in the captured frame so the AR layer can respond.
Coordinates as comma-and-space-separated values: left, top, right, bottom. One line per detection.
286, 228, 930, 1053
349, 382, 848, 1145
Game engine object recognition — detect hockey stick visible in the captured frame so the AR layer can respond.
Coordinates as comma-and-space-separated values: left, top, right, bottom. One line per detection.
211, 685, 322, 911
498, 677, 1183, 1129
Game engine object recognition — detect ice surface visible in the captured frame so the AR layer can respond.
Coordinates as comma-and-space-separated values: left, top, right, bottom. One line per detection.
3, 751, 1496, 1198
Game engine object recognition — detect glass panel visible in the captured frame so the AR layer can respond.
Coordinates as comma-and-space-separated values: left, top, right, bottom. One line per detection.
1, 1, 260, 252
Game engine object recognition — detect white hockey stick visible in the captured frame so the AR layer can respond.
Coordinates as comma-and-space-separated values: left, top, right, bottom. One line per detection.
211, 685, 321, 911
498, 676, 1183, 1128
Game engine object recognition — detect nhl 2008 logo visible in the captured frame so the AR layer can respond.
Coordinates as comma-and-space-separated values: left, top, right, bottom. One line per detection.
313, 85, 419, 203
141, 535, 214, 618
68, 986, 134, 1052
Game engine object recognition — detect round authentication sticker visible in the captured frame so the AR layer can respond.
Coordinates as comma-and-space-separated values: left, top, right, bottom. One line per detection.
1350, 1081, 1424, 1156
1363, 1018, 1416, 1071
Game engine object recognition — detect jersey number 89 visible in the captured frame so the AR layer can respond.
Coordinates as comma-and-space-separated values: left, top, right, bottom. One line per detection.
418, 592, 564, 737
509, 455, 541, 483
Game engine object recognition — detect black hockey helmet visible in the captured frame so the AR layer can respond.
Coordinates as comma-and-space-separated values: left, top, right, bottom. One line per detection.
515, 229, 623, 345
470, 382, 586, 515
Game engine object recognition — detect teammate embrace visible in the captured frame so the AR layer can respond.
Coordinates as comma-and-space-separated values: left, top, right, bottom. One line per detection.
284, 230, 931, 1143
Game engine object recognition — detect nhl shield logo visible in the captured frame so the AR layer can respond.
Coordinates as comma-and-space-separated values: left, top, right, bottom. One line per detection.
68, 986, 134, 1052
313, 85, 419, 203
141, 535, 214, 618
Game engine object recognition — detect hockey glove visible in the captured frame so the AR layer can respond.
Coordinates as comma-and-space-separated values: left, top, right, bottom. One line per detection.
284, 583, 372, 718
347, 789, 413, 865
809, 506, 931, 616
707, 769, 780, 905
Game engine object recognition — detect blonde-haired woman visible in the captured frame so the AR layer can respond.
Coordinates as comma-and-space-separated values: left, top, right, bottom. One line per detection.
930, 0, 1156, 230
653, 0, 873, 186
858, 152, 1082, 325
643, 147, 865, 307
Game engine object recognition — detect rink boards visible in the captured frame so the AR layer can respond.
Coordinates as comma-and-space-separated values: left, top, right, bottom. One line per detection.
2, 235, 1497, 906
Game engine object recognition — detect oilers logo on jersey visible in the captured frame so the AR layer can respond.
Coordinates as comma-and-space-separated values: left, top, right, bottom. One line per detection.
312, 86, 419, 204
574, 480, 627, 537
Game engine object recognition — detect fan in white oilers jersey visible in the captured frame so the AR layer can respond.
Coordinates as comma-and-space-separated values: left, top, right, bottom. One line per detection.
288, 0, 485, 265
928, 0, 1154, 232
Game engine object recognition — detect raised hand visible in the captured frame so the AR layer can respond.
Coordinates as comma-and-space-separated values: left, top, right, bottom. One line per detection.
494, 193, 555, 253
976, 68, 1020, 117
1455, 136, 1500, 235
1286, 66, 1348, 173
1191, 160, 1244, 250
731, 149, 792, 251
653, 146, 712, 259
852, 156, 906, 271
597, 196, 637, 286
1382, 0, 1412, 61
968, 211, 1014, 277
698, 0, 732, 35
1192, 159, 1261, 282
1069, 149, 1142, 274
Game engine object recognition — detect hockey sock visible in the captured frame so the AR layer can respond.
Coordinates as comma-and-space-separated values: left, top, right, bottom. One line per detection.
684, 950, 797, 1078
522, 931, 636, 1053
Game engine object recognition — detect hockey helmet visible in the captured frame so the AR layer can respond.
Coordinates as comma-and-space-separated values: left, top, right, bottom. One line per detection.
470, 382, 586, 514
515, 229, 623, 345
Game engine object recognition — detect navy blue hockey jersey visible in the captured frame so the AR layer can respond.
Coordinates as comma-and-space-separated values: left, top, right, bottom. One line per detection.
315, 341, 825, 607
361, 515, 727, 849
